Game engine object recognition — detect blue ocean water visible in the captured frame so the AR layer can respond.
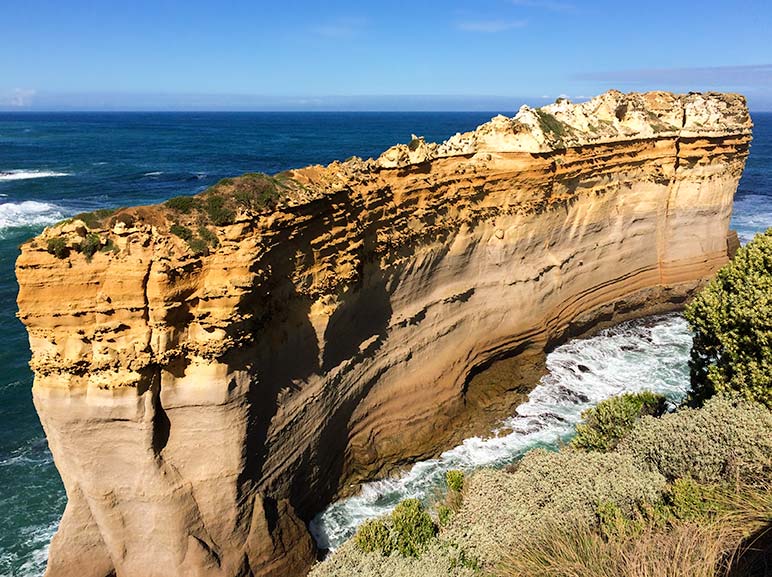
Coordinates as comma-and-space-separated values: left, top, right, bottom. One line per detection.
0, 112, 770, 576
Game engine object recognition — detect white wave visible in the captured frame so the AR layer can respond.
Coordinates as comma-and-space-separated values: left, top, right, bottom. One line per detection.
732, 194, 772, 243
143, 171, 164, 177
0, 201, 65, 232
0, 170, 70, 182
3, 520, 58, 577
309, 314, 692, 551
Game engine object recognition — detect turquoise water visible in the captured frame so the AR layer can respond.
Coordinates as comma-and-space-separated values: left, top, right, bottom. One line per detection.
0, 112, 770, 576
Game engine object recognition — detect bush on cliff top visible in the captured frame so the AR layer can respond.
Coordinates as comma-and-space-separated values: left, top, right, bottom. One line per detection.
353, 498, 437, 558
684, 227, 772, 408
618, 394, 772, 484
164, 172, 287, 228
79, 232, 102, 260
571, 391, 667, 452
46, 237, 68, 259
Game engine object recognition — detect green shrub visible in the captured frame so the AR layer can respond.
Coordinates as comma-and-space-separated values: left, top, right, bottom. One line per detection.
165, 196, 200, 213
595, 500, 639, 540
437, 504, 453, 527
668, 477, 723, 521
391, 499, 437, 558
198, 226, 219, 248
572, 392, 667, 452
311, 539, 480, 577
230, 173, 283, 210
100, 238, 118, 254
187, 237, 209, 256
353, 499, 437, 558
684, 228, 772, 408
79, 232, 101, 260
440, 452, 666, 568
618, 395, 772, 484
205, 195, 235, 226
170, 224, 193, 241
46, 237, 68, 259
74, 208, 116, 229
445, 470, 464, 493
354, 519, 392, 556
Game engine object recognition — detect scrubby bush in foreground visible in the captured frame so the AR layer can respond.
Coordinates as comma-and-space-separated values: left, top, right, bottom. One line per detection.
353, 498, 436, 558
311, 394, 772, 577
445, 470, 464, 492
618, 395, 772, 484
571, 391, 666, 452
685, 227, 772, 408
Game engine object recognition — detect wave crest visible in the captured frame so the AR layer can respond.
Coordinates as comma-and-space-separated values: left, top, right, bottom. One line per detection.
0, 170, 70, 182
0, 201, 65, 232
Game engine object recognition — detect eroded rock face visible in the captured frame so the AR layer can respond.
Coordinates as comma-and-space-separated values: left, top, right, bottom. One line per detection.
16, 91, 751, 577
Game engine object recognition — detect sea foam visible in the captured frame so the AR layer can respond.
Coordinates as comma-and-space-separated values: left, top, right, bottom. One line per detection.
0, 201, 65, 233
0, 170, 70, 182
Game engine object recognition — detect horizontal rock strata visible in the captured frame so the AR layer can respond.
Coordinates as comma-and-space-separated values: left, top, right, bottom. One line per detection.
16, 90, 751, 577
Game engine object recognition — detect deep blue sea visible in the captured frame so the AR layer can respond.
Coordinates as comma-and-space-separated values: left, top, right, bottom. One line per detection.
1, 112, 770, 576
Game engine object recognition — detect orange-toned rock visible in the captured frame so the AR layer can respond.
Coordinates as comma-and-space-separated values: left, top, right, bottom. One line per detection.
16, 90, 751, 577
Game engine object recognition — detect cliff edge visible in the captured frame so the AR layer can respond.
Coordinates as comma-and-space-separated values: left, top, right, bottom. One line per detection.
15, 90, 751, 577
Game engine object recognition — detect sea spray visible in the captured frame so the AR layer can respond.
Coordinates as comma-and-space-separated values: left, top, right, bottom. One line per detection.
0, 201, 66, 235
309, 314, 692, 551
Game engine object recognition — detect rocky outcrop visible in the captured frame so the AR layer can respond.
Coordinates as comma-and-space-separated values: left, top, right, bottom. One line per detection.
16, 90, 751, 577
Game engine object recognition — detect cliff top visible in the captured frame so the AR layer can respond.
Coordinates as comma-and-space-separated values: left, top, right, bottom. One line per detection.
28, 90, 751, 262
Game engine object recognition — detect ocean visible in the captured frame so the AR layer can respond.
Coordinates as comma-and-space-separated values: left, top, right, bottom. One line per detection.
1, 111, 770, 576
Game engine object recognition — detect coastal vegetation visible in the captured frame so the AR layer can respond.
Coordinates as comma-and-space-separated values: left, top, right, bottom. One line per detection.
571, 391, 667, 452
162, 172, 291, 254
685, 228, 772, 408
45, 171, 295, 260
311, 229, 772, 577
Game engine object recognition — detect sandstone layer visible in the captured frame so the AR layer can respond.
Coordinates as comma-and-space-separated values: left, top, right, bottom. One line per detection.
16, 91, 751, 577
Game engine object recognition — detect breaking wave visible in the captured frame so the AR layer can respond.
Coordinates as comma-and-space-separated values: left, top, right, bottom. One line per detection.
0, 201, 66, 233
0, 171, 70, 182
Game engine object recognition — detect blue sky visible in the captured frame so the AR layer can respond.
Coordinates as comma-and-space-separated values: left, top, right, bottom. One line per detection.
3, 0, 772, 110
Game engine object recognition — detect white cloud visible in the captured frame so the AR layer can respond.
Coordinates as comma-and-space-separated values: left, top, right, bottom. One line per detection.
2, 88, 37, 107
456, 19, 527, 33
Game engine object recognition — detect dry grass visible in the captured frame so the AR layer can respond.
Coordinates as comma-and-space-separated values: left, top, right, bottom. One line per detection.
497, 486, 771, 577
499, 521, 734, 577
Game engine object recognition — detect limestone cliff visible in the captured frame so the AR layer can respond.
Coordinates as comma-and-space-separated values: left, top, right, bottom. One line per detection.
15, 90, 751, 577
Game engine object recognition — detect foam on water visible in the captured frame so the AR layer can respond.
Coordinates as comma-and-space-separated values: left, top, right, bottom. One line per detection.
0, 201, 65, 234
0, 171, 70, 182
0, 522, 57, 577
309, 314, 692, 551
